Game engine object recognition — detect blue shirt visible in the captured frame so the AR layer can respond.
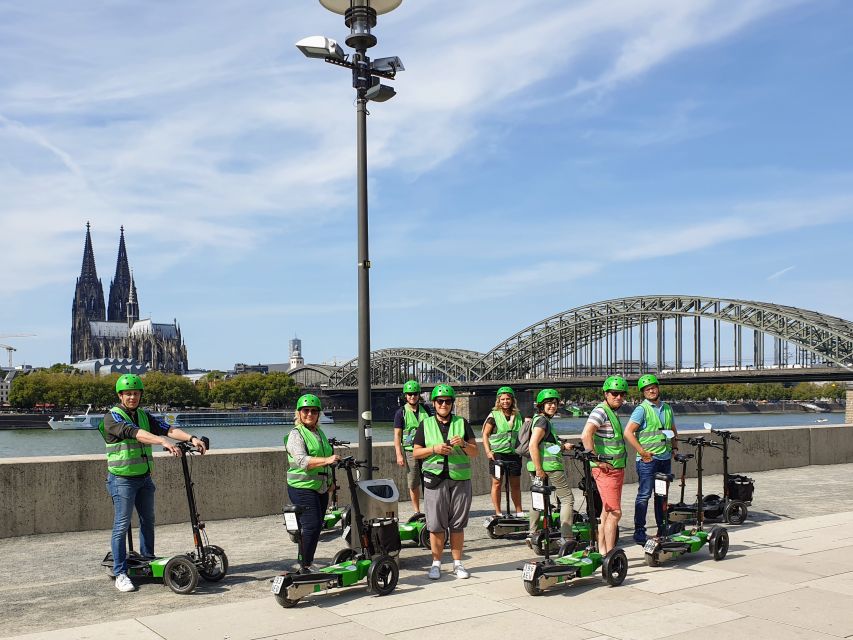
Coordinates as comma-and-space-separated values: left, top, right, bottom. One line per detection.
629, 401, 672, 462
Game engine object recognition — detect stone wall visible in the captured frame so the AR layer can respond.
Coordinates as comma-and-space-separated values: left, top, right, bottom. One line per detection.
1, 423, 851, 538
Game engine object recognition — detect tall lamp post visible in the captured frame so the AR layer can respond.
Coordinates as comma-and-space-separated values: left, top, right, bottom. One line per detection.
297, 0, 404, 478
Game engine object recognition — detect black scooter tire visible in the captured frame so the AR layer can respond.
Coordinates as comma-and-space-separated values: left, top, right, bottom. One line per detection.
644, 552, 660, 567
331, 548, 358, 565
164, 555, 199, 595
367, 555, 398, 596
524, 579, 544, 596
602, 548, 628, 586
709, 527, 729, 561
723, 501, 748, 525
199, 545, 228, 582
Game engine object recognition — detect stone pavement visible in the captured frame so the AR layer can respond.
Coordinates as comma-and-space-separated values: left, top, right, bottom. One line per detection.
3, 463, 853, 640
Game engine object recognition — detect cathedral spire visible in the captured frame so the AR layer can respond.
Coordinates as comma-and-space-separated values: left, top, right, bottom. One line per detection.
80, 221, 99, 283
108, 225, 135, 322
126, 269, 139, 328
71, 222, 106, 362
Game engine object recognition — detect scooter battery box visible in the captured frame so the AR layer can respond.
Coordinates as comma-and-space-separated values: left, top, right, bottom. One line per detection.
727, 475, 754, 503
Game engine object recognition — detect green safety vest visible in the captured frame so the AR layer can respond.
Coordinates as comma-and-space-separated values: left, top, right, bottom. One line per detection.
421, 416, 471, 481
526, 415, 564, 473
401, 404, 429, 451
286, 425, 333, 491
636, 400, 673, 458
100, 406, 154, 477
591, 402, 627, 469
488, 410, 521, 454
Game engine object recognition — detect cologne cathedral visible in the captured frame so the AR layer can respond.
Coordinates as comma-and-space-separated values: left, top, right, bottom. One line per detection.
70, 223, 188, 373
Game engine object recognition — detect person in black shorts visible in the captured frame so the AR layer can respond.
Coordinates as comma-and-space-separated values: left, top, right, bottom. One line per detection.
482, 386, 524, 517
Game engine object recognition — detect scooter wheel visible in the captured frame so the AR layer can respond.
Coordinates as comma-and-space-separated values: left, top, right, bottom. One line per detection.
486, 521, 500, 540
287, 532, 299, 544
709, 527, 729, 561
419, 525, 430, 549
602, 548, 628, 586
331, 548, 357, 565
164, 555, 199, 594
532, 531, 551, 556
273, 576, 300, 608
558, 539, 578, 557
723, 501, 748, 525
367, 555, 398, 596
406, 512, 426, 524
199, 545, 228, 582
524, 579, 543, 596
644, 552, 660, 567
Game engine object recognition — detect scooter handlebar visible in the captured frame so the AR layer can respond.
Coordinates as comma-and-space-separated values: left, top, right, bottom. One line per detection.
173, 436, 209, 453
328, 437, 351, 447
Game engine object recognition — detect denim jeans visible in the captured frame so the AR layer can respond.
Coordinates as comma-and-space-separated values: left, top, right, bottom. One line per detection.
287, 486, 329, 567
106, 473, 156, 576
633, 457, 672, 541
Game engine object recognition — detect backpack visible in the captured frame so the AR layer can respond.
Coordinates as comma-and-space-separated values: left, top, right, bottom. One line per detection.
514, 417, 535, 458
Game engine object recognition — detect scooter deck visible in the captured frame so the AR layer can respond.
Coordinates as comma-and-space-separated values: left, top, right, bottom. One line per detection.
272, 559, 371, 599
102, 551, 170, 578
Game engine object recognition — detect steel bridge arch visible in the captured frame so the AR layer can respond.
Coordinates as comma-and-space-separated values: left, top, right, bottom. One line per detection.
328, 347, 484, 388
472, 295, 853, 381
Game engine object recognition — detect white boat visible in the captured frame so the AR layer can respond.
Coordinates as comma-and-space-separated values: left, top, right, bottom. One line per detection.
49, 407, 334, 430
48, 405, 102, 430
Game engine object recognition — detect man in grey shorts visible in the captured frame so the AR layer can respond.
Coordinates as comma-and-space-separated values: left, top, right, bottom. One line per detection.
413, 384, 478, 580
393, 380, 431, 515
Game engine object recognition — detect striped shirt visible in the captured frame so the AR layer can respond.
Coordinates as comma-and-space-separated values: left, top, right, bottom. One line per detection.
586, 407, 617, 440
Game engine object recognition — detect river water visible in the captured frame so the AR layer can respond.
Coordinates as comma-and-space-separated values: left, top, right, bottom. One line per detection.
0, 412, 846, 458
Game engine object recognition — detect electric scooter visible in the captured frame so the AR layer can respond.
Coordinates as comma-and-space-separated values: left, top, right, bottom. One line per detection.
701, 423, 753, 525
666, 451, 696, 527
521, 445, 628, 596
102, 437, 228, 594
272, 456, 400, 607
643, 433, 729, 567
484, 457, 532, 540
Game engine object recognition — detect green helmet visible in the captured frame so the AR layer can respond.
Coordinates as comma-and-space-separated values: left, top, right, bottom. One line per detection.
637, 374, 660, 391
536, 388, 561, 405
496, 386, 515, 397
403, 380, 421, 394
116, 374, 144, 393
602, 376, 628, 393
296, 393, 322, 410
430, 384, 456, 401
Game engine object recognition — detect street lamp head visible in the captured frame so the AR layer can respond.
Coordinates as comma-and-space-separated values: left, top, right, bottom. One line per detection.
365, 82, 395, 102
371, 56, 404, 74
319, 0, 402, 15
318, 0, 403, 50
295, 35, 345, 61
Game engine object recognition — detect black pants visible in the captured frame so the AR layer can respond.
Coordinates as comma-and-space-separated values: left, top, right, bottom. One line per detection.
287, 486, 329, 567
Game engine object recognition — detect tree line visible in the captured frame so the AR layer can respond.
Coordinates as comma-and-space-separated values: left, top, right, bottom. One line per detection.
562, 382, 845, 404
8, 366, 301, 410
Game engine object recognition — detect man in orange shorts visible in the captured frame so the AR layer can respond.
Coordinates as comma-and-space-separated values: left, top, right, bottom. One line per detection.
581, 376, 628, 554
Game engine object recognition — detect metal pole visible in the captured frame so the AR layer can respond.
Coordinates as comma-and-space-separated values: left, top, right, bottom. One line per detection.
356, 86, 373, 478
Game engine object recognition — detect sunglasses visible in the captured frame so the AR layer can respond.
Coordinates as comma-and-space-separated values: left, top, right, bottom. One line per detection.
434, 398, 454, 406
607, 391, 627, 397
299, 407, 320, 414
405, 392, 419, 397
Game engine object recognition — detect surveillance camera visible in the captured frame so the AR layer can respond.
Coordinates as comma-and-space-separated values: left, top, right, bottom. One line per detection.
365, 83, 396, 102
371, 56, 405, 74
295, 36, 345, 61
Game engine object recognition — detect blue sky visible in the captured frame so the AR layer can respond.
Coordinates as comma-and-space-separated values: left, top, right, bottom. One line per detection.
1, 0, 852, 371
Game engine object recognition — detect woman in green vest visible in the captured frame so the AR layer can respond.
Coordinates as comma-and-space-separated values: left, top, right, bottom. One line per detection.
393, 379, 432, 516
285, 394, 340, 572
101, 374, 205, 593
482, 386, 524, 516
527, 388, 576, 548
581, 375, 628, 554
412, 384, 479, 580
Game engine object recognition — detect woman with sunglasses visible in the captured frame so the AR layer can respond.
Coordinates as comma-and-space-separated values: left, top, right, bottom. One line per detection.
285, 393, 340, 572
581, 375, 629, 554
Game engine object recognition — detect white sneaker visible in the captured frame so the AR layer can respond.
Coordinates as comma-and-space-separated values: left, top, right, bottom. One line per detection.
454, 563, 470, 579
115, 573, 135, 592
515, 512, 526, 518
427, 565, 441, 580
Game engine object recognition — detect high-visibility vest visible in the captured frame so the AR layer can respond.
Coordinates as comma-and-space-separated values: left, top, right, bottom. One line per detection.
526, 415, 564, 473
401, 405, 429, 451
101, 406, 153, 477
636, 400, 673, 458
488, 410, 521, 454
421, 416, 471, 481
286, 425, 333, 492
591, 402, 627, 469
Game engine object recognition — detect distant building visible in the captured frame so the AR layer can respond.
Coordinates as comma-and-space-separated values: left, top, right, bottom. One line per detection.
71, 223, 188, 374
0, 370, 12, 405
289, 337, 305, 370
234, 363, 269, 375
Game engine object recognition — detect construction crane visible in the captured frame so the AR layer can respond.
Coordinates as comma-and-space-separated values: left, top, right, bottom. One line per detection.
0, 334, 36, 368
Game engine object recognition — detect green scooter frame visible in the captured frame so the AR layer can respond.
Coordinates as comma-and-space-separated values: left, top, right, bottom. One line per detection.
272, 456, 399, 607
521, 446, 628, 596
321, 437, 351, 533
643, 434, 729, 566
102, 437, 228, 594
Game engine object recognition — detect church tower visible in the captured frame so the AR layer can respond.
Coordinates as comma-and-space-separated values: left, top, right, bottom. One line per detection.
71, 222, 106, 363
126, 271, 139, 328
108, 226, 136, 322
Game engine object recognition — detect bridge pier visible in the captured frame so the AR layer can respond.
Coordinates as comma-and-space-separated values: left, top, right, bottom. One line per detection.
847, 383, 853, 424
453, 392, 494, 424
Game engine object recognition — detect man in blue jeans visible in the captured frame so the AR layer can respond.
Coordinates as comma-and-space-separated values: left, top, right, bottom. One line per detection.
623, 374, 678, 545
100, 374, 205, 592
